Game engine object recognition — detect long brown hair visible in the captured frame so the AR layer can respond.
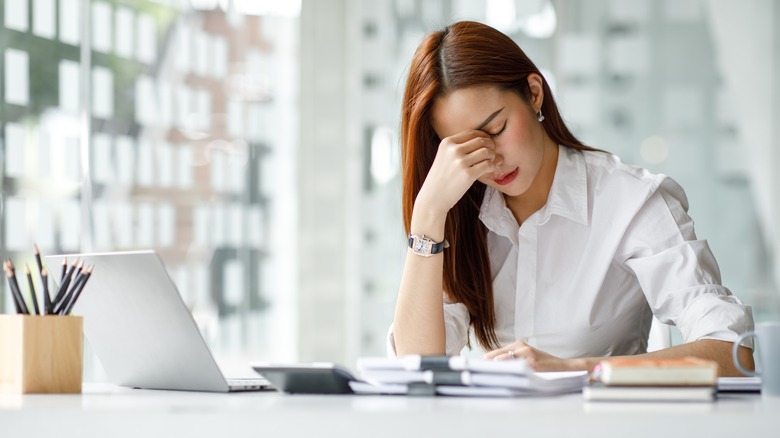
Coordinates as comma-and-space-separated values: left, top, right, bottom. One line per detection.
401, 21, 594, 351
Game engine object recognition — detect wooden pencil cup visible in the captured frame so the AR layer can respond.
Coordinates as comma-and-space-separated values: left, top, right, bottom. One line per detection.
0, 315, 83, 394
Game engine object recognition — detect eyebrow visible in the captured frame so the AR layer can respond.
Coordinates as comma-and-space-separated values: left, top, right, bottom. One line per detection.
476, 107, 504, 131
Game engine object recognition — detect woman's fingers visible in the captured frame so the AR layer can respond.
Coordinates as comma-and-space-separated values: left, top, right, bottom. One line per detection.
483, 345, 507, 360
440, 132, 495, 157
461, 147, 496, 169
466, 159, 496, 179
484, 340, 530, 360
444, 129, 491, 145
494, 348, 524, 361
451, 136, 496, 156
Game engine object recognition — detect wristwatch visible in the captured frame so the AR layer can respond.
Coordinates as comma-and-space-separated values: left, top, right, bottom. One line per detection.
408, 234, 450, 257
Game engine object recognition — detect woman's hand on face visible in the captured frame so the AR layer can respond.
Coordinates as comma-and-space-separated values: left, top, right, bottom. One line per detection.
415, 130, 498, 217
484, 340, 582, 372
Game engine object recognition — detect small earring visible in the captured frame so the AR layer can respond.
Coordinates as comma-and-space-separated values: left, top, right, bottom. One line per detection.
537, 110, 545, 123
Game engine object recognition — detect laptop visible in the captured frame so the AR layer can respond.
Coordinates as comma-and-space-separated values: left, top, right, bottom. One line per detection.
45, 250, 270, 392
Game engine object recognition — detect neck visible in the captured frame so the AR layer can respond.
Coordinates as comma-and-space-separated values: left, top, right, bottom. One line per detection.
505, 136, 559, 225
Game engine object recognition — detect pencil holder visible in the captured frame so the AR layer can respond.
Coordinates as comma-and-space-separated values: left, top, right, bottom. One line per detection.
0, 315, 83, 394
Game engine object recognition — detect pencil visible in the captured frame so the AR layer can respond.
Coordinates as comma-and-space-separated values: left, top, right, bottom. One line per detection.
4, 261, 24, 314
55, 262, 87, 315
33, 244, 51, 314
42, 267, 52, 315
54, 272, 83, 315
33, 244, 44, 273
52, 259, 79, 309
25, 264, 40, 315
60, 258, 67, 282
63, 265, 92, 315
7, 261, 30, 314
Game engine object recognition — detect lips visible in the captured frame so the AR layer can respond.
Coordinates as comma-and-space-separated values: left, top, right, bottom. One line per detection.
494, 167, 519, 185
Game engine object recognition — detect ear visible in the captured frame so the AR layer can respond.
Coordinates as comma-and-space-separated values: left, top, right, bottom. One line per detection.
526, 73, 545, 112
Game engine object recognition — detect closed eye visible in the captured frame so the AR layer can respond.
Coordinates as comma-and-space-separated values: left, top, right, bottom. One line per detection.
489, 122, 507, 137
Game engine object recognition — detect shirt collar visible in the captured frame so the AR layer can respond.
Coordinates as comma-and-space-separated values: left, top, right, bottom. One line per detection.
478, 184, 519, 243
543, 145, 589, 226
478, 145, 589, 236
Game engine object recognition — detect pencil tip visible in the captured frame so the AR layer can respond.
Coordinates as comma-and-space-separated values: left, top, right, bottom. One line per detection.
33, 243, 40, 254
24, 264, 31, 274
42, 267, 48, 276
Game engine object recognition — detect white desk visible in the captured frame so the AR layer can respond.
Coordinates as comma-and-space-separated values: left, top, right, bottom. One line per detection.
1, 384, 778, 438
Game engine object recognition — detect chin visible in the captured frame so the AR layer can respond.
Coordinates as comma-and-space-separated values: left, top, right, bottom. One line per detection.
492, 182, 530, 198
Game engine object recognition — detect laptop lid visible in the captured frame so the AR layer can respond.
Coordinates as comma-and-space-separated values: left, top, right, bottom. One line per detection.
45, 251, 235, 392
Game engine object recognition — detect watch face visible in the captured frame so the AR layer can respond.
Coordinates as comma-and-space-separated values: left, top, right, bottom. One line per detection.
414, 238, 431, 254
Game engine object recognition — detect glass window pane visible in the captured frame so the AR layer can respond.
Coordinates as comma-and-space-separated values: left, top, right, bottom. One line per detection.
5, 0, 29, 32
92, 66, 113, 119
115, 7, 134, 58
59, 0, 81, 45
91, 1, 112, 53
58, 60, 80, 113
4, 49, 29, 106
4, 123, 27, 177
33, 0, 56, 39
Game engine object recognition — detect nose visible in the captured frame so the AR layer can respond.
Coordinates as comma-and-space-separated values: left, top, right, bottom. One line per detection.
492, 154, 505, 172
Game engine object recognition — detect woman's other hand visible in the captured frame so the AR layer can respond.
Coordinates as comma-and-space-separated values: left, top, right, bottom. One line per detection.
484, 340, 585, 372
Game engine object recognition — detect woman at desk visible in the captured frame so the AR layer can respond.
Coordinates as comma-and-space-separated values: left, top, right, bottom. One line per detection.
389, 21, 755, 376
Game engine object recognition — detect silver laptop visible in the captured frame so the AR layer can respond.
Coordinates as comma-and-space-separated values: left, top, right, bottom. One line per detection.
45, 250, 270, 392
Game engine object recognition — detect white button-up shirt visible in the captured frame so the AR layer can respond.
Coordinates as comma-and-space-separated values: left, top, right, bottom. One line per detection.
389, 145, 754, 358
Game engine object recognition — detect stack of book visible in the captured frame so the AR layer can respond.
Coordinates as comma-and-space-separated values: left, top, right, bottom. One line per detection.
350, 355, 588, 397
583, 357, 719, 402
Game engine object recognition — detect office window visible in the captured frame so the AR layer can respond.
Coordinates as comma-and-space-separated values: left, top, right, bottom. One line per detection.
1, 1, 299, 377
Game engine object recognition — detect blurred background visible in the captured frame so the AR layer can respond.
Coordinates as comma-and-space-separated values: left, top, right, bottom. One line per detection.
1, 0, 778, 380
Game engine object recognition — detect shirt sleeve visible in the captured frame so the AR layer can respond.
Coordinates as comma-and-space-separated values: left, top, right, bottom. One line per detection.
620, 177, 754, 349
386, 293, 471, 357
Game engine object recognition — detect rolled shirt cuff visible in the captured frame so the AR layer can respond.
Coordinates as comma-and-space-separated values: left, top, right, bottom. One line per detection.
674, 286, 755, 349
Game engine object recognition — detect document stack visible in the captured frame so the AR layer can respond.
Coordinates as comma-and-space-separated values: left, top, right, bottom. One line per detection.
583, 357, 719, 402
350, 355, 588, 397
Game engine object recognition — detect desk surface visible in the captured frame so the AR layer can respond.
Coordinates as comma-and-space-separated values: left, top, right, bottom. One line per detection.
1, 384, 778, 438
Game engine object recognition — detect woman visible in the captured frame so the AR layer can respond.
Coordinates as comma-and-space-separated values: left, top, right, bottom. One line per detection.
390, 21, 754, 376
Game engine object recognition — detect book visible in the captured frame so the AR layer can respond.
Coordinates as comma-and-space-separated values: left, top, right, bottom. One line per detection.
583, 382, 715, 402
596, 357, 718, 386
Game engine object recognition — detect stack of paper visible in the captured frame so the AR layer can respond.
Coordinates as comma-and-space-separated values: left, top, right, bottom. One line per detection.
350, 355, 588, 397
